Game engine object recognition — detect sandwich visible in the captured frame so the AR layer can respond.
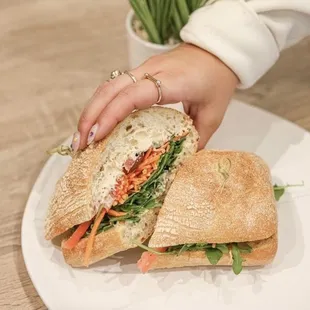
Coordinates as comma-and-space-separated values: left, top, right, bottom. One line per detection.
44, 107, 199, 267
137, 150, 278, 275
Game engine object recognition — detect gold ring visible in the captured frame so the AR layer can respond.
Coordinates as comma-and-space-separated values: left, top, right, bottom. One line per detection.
144, 73, 162, 104
109, 70, 137, 83
110, 70, 122, 80
123, 70, 137, 83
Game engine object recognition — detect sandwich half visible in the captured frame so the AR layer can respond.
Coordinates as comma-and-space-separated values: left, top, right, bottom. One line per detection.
44, 107, 198, 267
137, 150, 278, 274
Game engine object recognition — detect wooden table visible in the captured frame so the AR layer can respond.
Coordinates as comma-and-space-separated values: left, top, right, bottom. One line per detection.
1, 1, 309, 309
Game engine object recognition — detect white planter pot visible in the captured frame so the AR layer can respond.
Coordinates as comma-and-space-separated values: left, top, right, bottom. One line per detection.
126, 10, 179, 69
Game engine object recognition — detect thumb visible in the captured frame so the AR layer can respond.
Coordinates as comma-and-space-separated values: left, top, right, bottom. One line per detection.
192, 107, 222, 150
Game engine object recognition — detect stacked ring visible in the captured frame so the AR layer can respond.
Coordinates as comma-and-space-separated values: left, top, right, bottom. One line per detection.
144, 73, 162, 104
108, 70, 163, 104
109, 70, 137, 83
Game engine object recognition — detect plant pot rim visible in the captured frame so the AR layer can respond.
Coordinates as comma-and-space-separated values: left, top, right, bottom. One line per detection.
126, 9, 179, 50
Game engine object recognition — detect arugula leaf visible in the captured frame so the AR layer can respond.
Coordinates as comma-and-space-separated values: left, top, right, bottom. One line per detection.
273, 185, 285, 202
166, 243, 209, 253
232, 243, 243, 275
206, 248, 223, 265
134, 242, 171, 255
216, 244, 229, 254
176, 244, 188, 256
85, 220, 114, 236
108, 214, 137, 222
273, 182, 304, 201
237, 243, 252, 254
136, 240, 252, 275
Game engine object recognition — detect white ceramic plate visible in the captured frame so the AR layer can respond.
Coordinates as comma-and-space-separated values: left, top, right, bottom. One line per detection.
22, 100, 310, 310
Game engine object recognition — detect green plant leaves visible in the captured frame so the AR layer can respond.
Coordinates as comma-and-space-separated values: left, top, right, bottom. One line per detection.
273, 182, 304, 201
137, 241, 252, 275
231, 243, 243, 275
237, 243, 252, 254
216, 243, 229, 254
273, 185, 285, 201
206, 248, 223, 265
130, 0, 162, 44
130, 0, 209, 44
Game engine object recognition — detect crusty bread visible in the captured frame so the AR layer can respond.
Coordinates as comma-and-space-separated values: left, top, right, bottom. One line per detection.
145, 233, 278, 271
149, 150, 277, 248
62, 208, 159, 267
44, 140, 108, 240
45, 107, 199, 241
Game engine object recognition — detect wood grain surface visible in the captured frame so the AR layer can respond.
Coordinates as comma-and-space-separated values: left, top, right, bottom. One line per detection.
0, 1, 309, 309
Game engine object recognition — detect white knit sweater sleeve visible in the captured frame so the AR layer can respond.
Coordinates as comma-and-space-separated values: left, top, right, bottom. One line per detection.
180, 0, 310, 89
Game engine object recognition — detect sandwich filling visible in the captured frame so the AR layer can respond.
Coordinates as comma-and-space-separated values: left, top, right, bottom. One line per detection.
62, 134, 187, 265
137, 242, 252, 275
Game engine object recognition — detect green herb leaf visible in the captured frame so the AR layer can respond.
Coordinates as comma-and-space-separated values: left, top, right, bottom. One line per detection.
134, 242, 171, 255
273, 182, 304, 201
177, 244, 189, 256
232, 243, 243, 275
108, 214, 138, 222
216, 244, 229, 254
206, 248, 223, 265
166, 242, 209, 253
273, 185, 285, 201
237, 243, 252, 254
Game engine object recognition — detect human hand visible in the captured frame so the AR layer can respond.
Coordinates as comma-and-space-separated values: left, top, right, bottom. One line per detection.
72, 43, 238, 151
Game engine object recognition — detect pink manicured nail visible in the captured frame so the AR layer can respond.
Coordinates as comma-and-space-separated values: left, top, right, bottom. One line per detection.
87, 124, 98, 145
71, 132, 80, 152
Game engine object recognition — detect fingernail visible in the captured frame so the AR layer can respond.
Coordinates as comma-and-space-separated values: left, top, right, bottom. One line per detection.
71, 132, 80, 152
87, 124, 98, 145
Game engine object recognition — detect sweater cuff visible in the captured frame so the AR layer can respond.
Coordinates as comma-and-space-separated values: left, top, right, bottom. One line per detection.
180, 0, 280, 89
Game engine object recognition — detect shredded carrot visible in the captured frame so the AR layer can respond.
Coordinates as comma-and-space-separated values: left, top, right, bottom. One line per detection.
112, 143, 169, 204
107, 209, 126, 217
83, 209, 107, 266
86, 141, 171, 251
139, 155, 161, 167
62, 220, 92, 250
144, 147, 153, 160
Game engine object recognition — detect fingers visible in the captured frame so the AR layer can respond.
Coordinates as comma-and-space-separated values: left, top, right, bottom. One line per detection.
91, 73, 177, 143
192, 105, 223, 150
76, 68, 148, 149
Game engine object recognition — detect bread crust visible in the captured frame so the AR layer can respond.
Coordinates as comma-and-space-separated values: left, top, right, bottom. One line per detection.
45, 107, 199, 241
149, 150, 277, 248
146, 233, 278, 271
62, 224, 126, 267
44, 139, 108, 240
62, 208, 159, 267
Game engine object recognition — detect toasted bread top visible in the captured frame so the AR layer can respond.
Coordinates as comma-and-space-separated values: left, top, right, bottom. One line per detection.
149, 150, 277, 247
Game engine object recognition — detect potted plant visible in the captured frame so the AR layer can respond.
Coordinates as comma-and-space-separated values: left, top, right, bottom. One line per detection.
126, 0, 212, 68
